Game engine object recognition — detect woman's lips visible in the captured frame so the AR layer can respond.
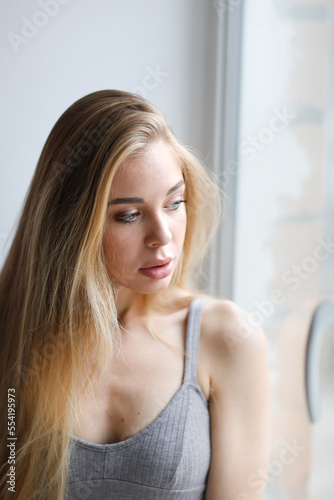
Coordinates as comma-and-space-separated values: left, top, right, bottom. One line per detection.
139, 260, 173, 280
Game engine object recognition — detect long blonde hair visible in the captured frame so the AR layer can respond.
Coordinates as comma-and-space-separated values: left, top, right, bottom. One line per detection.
0, 90, 221, 499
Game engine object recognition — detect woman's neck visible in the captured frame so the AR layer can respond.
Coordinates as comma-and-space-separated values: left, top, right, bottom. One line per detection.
115, 287, 134, 317
115, 285, 190, 323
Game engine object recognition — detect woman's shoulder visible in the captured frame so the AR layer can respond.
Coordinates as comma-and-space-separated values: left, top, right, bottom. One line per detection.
166, 288, 267, 355
199, 296, 269, 402
200, 295, 268, 362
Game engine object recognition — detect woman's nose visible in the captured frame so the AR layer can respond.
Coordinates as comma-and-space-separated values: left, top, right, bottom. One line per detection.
144, 213, 172, 247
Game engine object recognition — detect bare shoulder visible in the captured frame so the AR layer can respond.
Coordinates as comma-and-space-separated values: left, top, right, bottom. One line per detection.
201, 296, 267, 352
200, 297, 269, 391
200, 297, 271, 498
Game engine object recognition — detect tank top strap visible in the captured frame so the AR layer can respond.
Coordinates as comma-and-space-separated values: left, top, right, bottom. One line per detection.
183, 297, 207, 383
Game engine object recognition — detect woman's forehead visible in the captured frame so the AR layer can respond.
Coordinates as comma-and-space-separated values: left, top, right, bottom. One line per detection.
109, 140, 183, 194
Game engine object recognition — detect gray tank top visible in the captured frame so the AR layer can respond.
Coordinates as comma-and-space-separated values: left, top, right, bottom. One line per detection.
65, 297, 211, 499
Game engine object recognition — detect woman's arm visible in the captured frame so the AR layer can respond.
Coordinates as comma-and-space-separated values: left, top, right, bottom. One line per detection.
204, 300, 271, 500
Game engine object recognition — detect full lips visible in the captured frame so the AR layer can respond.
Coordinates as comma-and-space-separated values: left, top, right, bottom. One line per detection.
139, 260, 173, 280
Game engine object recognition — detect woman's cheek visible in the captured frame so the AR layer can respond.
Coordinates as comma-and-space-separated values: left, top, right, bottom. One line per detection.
176, 213, 187, 240
113, 232, 141, 268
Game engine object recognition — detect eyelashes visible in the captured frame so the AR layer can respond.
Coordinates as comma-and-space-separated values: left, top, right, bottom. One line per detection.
116, 212, 139, 223
168, 199, 187, 210
115, 200, 187, 224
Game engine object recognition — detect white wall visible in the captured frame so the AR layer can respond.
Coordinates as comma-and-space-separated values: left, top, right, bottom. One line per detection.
0, 0, 218, 267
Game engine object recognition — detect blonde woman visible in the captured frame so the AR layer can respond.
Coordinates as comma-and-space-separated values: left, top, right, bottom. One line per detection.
0, 90, 271, 499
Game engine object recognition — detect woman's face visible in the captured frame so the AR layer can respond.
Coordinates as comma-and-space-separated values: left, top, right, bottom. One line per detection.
103, 139, 187, 294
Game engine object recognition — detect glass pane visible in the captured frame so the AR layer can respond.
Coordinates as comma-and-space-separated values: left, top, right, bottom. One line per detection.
235, 1, 334, 498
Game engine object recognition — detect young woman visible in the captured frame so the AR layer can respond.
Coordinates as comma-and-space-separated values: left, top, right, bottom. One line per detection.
0, 90, 271, 499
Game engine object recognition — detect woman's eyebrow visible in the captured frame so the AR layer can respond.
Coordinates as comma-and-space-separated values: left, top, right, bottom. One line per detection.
108, 179, 185, 206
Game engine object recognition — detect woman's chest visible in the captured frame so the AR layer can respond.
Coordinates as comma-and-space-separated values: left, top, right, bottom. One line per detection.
72, 310, 210, 445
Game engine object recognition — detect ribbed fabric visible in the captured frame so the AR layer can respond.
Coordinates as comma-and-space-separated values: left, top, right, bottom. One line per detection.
65, 298, 211, 499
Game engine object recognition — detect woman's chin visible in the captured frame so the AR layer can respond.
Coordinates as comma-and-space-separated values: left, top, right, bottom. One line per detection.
138, 276, 173, 294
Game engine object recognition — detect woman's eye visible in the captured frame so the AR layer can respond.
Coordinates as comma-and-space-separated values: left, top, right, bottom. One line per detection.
167, 200, 187, 210
113, 200, 187, 224
115, 212, 140, 223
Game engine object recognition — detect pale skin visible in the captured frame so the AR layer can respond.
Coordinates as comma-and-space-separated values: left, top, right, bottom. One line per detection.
73, 138, 271, 499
